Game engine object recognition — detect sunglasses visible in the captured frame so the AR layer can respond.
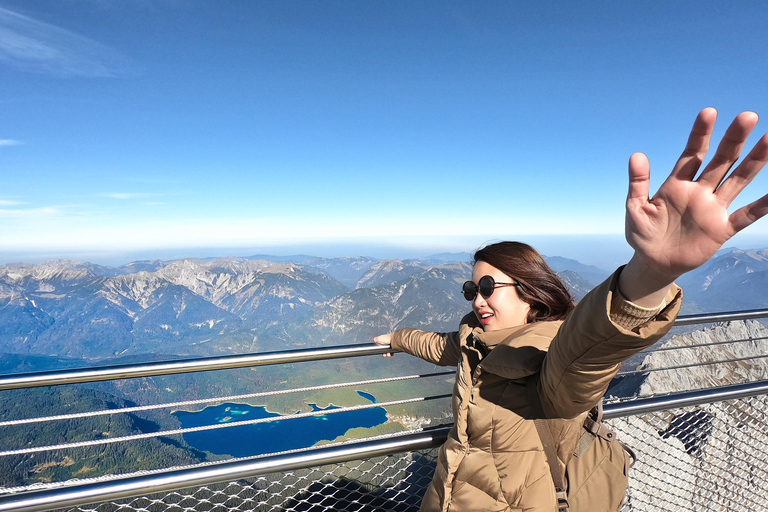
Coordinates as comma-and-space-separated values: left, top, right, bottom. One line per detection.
461, 275, 519, 301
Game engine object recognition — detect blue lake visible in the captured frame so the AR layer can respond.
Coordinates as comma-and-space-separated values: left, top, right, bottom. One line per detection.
173, 391, 387, 457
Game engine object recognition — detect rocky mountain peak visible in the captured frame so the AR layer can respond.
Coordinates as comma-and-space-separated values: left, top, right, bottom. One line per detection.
356, 259, 424, 288
637, 320, 768, 396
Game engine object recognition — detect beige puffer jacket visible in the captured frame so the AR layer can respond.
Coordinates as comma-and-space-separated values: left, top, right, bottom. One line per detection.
390, 270, 682, 512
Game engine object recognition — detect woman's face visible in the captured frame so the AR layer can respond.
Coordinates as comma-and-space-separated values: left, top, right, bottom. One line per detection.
471, 261, 531, 331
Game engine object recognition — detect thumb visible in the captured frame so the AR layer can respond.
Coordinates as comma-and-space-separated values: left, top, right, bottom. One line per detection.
628, 152, 651, 203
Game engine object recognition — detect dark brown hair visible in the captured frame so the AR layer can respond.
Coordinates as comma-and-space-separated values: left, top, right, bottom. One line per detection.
473, 241, 575, 323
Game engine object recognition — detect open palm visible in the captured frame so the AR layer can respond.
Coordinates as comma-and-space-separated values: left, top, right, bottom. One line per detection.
626, 108, 768, 280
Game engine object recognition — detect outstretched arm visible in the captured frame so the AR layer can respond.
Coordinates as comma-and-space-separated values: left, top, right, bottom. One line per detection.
619, 108, 768, 307
375, 329, 463, 366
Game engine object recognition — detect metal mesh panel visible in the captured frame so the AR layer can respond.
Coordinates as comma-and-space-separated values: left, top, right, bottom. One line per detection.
73, 448, 439, 512
615, 394, 768, 511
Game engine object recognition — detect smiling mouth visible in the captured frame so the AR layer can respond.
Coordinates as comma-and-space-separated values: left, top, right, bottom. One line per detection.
478, 312, 493, 323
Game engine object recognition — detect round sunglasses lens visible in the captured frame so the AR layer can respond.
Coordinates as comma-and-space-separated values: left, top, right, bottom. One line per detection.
461, 281, 476, 301
478, 275, 496, 298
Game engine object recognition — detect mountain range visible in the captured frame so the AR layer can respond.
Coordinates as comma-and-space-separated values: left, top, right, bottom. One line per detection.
0, 253, 600, 364
1, 248, 766, 366
676, 248, 768, 313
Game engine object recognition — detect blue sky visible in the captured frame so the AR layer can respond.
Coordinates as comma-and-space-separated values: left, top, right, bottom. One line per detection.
2, 1, 768, 268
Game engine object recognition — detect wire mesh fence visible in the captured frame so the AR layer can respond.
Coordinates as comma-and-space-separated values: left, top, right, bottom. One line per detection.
73, 448, 440, 512
614, 394, 768, 512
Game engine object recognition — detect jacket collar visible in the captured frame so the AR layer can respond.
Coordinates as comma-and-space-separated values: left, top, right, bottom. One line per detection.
460, 313, 562, 380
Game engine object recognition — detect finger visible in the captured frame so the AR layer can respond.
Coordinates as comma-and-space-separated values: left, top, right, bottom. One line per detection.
670, 108, 718, 181
729, 192, 768, 234
698, 111, 760, 189
627, 152, 650, 202
716, 131, 768, 205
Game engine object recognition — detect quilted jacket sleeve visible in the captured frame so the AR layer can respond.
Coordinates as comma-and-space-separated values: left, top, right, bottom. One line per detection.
390, 325, 464, 367
539, 267, 682, 419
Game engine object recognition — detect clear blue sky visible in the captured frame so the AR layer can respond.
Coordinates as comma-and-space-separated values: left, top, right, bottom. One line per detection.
2, 1, 768, 268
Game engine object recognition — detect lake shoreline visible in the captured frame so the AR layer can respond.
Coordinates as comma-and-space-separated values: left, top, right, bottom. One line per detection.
172, 391, 388, 457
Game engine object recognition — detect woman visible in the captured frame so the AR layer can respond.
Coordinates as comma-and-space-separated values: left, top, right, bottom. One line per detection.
374, 108, 768, 512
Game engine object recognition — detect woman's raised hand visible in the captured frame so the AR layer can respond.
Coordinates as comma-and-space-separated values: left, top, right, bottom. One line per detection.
620, 108, 768, 306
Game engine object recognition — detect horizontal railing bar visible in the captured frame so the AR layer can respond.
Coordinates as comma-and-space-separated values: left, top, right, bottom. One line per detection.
0, 394, 452, 457
0, 371, 456, 427
0, 344, 395, 391
603, 379, 768, 419
2, 308, 767, 391
672, 307, 768, 326
619, 353, 768, 376
0, 428, 452, 512
3, 379, 768, 511
638, 334, 768, 354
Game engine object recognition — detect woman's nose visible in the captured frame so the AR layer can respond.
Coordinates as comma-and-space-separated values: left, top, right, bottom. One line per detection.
473, 293, 487, 307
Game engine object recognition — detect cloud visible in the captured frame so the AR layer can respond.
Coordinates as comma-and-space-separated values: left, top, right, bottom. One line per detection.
0, 7, 133, 77
0, 139, 22, 146
0, 199, 24, 206
0, 205, 59, 218
102, 192, 159, 200
103, 193, 138, 200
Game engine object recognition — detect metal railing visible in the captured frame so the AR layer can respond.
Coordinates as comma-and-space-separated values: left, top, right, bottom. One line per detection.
3, 308, 765, 392
1, 308, 767, 512
0, 345, 392, 391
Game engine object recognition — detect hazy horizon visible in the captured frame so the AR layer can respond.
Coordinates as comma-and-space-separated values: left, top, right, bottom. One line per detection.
2, 232, 768, 271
